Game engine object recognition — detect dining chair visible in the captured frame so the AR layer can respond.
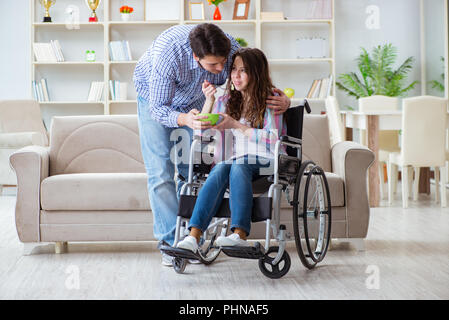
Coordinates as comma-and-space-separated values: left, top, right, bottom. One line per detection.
387, 96, 447, 208
359, 95, 400, 199
325, 96, 345, 146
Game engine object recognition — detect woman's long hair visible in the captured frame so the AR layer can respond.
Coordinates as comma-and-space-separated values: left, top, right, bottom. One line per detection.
225, 48, 274, 128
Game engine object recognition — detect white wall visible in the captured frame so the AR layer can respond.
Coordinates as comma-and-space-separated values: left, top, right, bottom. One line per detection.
0, 0, 31, 100
424, 0, 446, 97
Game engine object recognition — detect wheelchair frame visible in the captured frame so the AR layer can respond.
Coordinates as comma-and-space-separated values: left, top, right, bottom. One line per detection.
159, 100, 332, 278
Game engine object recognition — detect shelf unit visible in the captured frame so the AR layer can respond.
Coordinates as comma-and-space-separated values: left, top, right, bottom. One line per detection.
31, 0, 335, 126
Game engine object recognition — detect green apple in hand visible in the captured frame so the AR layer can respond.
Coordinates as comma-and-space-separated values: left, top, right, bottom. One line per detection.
283, 88, 295, 98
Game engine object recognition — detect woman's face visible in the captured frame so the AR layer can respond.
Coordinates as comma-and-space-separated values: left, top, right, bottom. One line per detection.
231, 56, 249, 92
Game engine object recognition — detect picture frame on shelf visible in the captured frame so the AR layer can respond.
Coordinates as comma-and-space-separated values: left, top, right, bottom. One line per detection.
233, 0, 250, 20
145, 0, 180, 21
189, 2, 205, 21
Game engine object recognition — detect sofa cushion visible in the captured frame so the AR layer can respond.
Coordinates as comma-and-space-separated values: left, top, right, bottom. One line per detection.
279, 172, 345, 208
41, 173, 150, 211
41, 170, 344, 211
302, 115, 332, 172
49, 115, 145, 175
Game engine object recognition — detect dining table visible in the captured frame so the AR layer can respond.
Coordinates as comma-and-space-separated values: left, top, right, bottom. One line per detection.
340, 110, 449, 207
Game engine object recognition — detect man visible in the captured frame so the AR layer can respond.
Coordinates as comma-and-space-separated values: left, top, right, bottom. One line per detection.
133, 23, 290, 265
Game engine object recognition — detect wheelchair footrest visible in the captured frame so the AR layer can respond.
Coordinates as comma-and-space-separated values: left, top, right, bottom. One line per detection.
221, 242, 265, 260
158, 243, 200, 261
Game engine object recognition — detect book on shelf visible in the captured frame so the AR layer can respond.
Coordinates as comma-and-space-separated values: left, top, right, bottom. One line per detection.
32, 78, 50, 102
109, 80, 128, 101
260, 12, 285, 20
306, 75, 333, 99
87, 81, 104, 102
306, 0, 332, 19
109, 41, 132, 61
33, 40, 65, 62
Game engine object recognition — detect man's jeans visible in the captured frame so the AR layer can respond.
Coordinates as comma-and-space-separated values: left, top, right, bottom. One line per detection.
188, 156, 272, 236
137, 96, 192, 246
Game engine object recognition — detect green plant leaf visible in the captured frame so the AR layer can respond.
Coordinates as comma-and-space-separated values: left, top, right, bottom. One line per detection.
336, 43, 417, 99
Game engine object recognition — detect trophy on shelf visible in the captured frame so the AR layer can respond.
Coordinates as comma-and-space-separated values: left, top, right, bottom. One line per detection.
85, 0, 101, 22
39, 0, 56, 23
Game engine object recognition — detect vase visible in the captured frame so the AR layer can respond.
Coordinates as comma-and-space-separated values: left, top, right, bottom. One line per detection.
121, 13, 130, 21
213, 6, 221, 20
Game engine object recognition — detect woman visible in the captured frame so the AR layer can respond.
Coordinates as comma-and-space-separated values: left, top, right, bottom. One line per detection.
176, 48, 287, 253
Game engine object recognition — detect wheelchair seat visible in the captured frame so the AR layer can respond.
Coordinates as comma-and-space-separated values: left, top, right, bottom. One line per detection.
252, 176, 272, 194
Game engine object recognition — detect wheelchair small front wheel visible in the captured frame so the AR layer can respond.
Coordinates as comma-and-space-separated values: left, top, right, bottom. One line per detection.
258, 247, 291, 279
173, 257, 187, 274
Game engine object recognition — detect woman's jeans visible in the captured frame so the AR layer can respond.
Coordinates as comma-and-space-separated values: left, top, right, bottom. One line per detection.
189, 156, 273, 236
137, 96, 192, 246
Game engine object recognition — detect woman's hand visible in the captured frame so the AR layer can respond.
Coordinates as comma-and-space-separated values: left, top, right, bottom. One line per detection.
266, 88, 291, 115
202, 80, 217, 100
213, 113, 241, 130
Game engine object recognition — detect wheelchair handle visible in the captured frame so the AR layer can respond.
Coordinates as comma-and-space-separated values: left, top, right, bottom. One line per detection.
303, 99, 311, 114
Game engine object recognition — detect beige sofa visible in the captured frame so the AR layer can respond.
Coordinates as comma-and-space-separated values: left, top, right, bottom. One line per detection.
10, 114, 374, 254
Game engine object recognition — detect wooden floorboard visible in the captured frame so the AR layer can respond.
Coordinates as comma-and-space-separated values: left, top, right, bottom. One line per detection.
0, 186, 448, 299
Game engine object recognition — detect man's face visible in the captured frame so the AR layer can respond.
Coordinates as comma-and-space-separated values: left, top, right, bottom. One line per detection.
194, 54, 227, 74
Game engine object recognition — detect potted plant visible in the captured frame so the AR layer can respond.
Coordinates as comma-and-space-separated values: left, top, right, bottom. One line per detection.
336, 43, 418, 101
207, 0, 227, 20
120, 6, 134, 21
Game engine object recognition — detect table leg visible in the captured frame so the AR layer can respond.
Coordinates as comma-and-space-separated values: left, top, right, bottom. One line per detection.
342, 114, 353, 141
418, 167, 431, 195
367, 115, 380, 207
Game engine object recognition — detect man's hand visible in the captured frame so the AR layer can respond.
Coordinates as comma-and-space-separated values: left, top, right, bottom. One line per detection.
266, 88, 291, 115
202, 80, 217, 100
178, 109, 213, 130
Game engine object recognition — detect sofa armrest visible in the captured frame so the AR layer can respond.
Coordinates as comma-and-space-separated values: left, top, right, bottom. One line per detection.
331, 141, 375, 238
9, 145, 50, 242
0, 132, 47, 148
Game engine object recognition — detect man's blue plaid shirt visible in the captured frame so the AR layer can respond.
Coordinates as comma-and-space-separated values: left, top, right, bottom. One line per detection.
133, 24, 240, 127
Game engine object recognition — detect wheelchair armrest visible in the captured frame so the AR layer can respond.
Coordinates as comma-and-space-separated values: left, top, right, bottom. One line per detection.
280, 135, 302, 149
280, 135, 301, 144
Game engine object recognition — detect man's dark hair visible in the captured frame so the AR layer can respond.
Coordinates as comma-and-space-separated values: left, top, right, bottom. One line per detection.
189, 23, 231, 59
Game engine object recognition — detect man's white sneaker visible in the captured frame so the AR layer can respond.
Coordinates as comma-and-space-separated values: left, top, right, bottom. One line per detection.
215, 233, 250, 247
176, 235, 199, 253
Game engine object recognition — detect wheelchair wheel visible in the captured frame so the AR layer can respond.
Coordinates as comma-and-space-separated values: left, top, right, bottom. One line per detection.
292, 161, 332, 269
173, 257, 187, 274
258, 246, 291, 279
198, 218, 229, 265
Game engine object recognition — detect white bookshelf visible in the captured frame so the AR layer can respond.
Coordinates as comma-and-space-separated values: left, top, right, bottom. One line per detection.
31, 0, 335, 126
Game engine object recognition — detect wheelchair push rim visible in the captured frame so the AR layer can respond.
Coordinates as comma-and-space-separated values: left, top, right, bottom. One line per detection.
292, 160, 332, 269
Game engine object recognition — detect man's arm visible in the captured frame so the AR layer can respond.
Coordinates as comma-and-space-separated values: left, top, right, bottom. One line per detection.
266, 88, 291, 115
146, 59, 182, 128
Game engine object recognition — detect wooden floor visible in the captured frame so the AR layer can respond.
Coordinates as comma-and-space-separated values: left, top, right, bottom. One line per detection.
0, 186, 448, 300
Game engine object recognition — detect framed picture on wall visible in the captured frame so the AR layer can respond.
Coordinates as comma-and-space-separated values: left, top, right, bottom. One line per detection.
189, 2, 205, 21
233, 0, 250, 20
145, 0, 180, 21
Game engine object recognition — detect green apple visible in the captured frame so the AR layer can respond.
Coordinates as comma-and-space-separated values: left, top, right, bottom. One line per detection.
283, 88, 295, 98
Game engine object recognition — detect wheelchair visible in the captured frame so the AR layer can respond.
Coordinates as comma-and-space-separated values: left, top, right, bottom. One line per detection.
159, 100, 332, 279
